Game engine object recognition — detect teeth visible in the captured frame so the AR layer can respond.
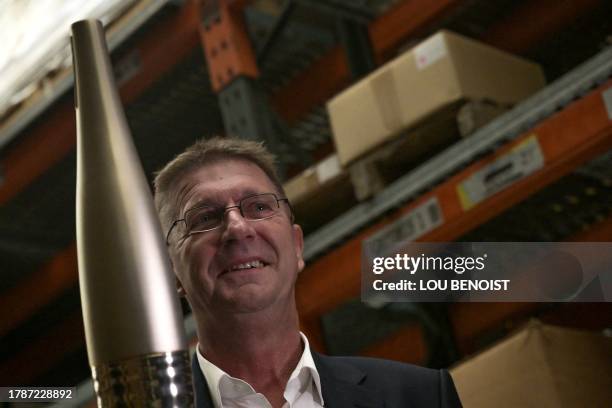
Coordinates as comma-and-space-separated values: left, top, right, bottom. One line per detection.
230, 260, 263, 271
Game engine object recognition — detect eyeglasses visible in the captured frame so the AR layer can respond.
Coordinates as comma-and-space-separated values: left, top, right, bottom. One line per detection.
166, 193, 291, 244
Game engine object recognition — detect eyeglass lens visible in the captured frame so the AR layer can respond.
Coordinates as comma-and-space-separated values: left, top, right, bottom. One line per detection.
185, 194, 280, 233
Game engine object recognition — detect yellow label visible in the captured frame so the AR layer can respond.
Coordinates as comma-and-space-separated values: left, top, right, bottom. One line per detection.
456, 134, 544, 211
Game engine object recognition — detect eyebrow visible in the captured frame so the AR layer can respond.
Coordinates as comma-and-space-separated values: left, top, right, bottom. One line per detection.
186, 200, 217, 213
188, 189, 265, 210
237, 188, 261, 198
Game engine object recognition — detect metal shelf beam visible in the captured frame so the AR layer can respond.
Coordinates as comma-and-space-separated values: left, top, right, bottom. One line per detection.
271, 0, 464, 123
297, 68, 612, 351
303, 46, 612, 261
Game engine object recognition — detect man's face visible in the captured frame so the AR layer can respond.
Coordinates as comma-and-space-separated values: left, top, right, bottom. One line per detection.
168, 159, 304, 315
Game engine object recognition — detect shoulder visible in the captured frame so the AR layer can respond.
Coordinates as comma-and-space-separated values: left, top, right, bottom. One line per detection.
326, 355, 433, 375
323, 354, 442, 384
315, 354, 462, 407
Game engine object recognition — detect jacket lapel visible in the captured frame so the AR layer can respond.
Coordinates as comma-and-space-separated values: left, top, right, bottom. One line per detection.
312, 352, 383, 408
191, 353, 214, 408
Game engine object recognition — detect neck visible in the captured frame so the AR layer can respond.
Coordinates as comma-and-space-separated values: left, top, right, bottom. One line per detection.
195, 302, 303, 403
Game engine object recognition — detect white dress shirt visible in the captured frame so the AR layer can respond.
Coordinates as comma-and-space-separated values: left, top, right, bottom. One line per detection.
196, 333, 325, 408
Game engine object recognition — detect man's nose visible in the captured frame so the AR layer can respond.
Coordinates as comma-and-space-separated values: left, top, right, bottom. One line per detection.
221, 207, 255, 242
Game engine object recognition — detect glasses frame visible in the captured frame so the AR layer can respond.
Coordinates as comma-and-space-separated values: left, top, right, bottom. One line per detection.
165, 192, 292, 245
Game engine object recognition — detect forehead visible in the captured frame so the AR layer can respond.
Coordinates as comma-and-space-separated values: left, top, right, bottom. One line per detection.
176, 159, 277, 208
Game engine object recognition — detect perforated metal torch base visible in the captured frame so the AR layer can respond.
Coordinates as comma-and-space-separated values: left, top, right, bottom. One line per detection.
92, 350, 193, 407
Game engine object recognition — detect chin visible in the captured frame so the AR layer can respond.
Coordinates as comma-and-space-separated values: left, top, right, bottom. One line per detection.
217, 288, 277, 313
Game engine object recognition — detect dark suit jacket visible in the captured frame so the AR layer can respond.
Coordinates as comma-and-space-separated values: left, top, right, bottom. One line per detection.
192, 351, 462, 407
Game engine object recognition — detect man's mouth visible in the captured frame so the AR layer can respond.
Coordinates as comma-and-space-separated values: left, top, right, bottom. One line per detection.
223, 260, 267, 274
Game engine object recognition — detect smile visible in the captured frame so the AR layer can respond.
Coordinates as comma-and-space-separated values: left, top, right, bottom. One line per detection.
225, 260, 267, 273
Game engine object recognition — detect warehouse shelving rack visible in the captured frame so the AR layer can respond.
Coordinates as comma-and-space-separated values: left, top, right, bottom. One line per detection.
303, 46, 612, 261
295, 46, 612, 354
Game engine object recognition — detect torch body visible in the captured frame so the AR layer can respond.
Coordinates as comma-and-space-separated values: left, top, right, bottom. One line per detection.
72, 19, 193, 406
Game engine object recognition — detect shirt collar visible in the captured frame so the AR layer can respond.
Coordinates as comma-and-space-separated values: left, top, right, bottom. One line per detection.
196, 348, 226, 408
290, 332, 324, 405
196, 332, 324, 407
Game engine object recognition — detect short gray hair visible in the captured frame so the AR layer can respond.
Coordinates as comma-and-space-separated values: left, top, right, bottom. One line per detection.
153, 136, 284, 233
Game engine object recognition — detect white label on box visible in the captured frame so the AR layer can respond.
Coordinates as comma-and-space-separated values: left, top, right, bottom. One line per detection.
364, 197, 444, 256
316, 155, 341, 184
457, 135, 545, 210
414, 34, 447, 70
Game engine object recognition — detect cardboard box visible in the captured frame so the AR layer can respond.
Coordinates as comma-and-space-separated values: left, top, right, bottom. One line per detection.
284, 154, 344, 204
450, 320, 612, 407
327, 30, 546, 166
283, 154, 355, 233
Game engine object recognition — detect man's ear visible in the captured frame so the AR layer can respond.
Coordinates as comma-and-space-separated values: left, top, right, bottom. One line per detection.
176, 277, 187, 297
167, 250, 186, 296
293, 223, 305, 273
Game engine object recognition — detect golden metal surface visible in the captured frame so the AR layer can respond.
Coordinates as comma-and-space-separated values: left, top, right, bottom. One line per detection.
93, 351, 193, 407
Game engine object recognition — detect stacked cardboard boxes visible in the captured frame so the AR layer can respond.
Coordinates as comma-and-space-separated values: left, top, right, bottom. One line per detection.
450, 320, 612, 407
327, 30, 546, 166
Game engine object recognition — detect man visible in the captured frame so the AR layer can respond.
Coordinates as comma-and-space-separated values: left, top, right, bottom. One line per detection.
154, 137, 462, 408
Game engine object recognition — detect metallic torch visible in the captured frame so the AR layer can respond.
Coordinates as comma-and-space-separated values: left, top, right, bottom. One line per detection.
71, 19, 193, 406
